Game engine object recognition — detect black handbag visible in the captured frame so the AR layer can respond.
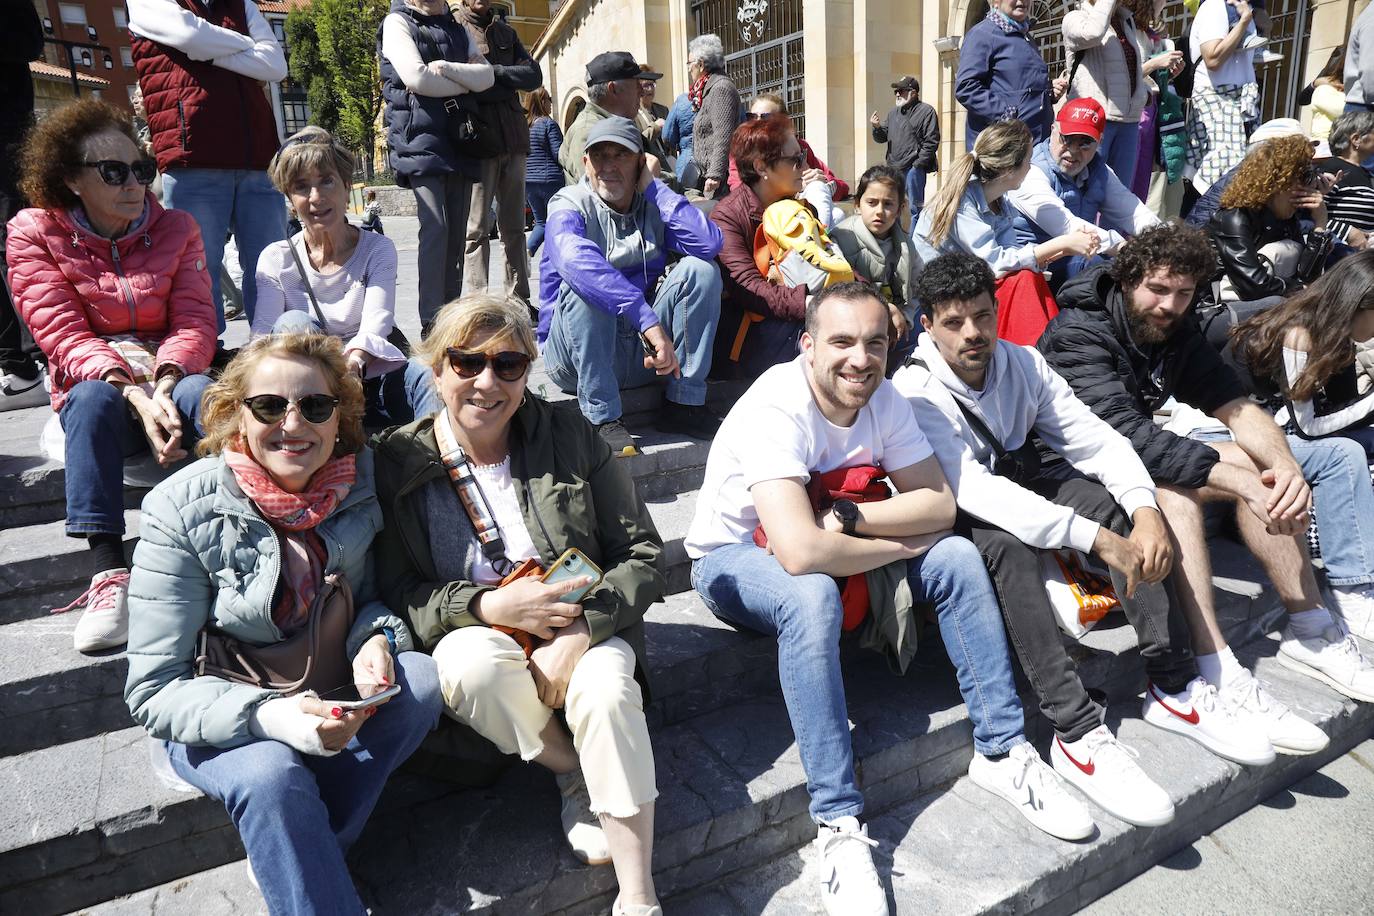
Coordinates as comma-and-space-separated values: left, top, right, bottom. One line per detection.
410, 19, 504, 160
905, 357, 1041, 483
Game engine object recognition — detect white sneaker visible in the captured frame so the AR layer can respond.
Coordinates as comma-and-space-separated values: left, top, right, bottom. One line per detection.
1258, 49, 1284, 65
1278, 626, 1374, 703
1051, 724, 1175, 827
1218, 670, 1328, 755
56, 568, 130, 652
555, 769, 610, 865
1243, 33, 1269, 49
968, 743, 1094, 841
1329, 585, 1374, 642
0, 367, 49, 411
814, 816, 888, 916
1142, 678, 1275, 766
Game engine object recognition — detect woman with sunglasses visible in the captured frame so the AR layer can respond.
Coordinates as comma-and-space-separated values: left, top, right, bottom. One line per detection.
728, 94, 850, 204
6, 99, 217, 652
124, 332, 441, 914
254, 126, 441, 427
372, 295, 665, 916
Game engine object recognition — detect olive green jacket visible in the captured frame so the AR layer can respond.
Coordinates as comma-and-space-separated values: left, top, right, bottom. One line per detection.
371, 396, 663, 689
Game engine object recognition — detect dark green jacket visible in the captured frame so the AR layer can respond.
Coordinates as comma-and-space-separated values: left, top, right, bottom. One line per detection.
371, 396, 663, 688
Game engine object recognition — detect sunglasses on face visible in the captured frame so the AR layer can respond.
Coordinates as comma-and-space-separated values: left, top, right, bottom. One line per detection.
242, 393, 340, 425
446, 348, 532, 381
771, 153, 806, 169
83, 159, 158, 187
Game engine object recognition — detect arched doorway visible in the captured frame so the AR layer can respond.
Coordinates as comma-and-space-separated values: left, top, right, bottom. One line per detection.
562, 93, 587, 131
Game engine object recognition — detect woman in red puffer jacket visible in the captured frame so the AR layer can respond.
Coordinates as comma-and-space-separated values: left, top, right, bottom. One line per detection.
6, 99, 217, 654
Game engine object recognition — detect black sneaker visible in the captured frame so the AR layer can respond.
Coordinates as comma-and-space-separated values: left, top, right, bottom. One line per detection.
656, 401, 721, 440
595, 418, 639, 457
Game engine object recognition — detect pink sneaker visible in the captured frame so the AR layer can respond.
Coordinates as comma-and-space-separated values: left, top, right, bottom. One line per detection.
55, 569, 130, 652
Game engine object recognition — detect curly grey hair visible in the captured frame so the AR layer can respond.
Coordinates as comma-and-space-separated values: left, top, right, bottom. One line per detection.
688, 34, 726, 74
1330, 110, 1374, 157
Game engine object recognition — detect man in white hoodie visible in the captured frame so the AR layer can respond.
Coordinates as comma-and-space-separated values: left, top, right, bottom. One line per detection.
892, 252, 1281, 828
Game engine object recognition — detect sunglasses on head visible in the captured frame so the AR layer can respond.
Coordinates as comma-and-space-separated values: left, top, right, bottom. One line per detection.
446, 348, 532, 381
83, 159, 158, 187
242, 393, 340, 425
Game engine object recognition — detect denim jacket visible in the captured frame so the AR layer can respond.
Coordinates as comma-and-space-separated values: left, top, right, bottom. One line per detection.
124, 448, 412, 748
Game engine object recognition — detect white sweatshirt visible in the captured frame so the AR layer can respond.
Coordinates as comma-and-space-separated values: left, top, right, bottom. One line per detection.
127, 0, 286, 83
380, 13, 494, 98
892, 333, 1157, 552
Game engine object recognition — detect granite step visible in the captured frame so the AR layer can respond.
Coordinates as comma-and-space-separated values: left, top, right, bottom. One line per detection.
0, 511, 141, 624
5, 545, 1299, 914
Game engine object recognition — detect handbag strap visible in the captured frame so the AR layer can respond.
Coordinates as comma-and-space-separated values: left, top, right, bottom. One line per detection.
905, 356, 1009, 459
285, 237, 329, 328
433, 410, 516, 576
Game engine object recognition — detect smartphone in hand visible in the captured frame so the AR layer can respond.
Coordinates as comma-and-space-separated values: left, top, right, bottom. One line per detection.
319, 682, 402, 711
542, 547, 604, 604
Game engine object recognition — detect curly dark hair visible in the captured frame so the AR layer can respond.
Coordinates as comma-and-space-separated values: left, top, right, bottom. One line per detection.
1218, 134, 1313, 211
19, 99, 142, 211
1110, 221, 1217, 292
915, 252, 997, 317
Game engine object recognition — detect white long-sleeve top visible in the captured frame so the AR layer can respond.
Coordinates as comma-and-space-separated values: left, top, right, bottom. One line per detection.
1004, 158, 1160, 253
380, 13, 494, 98
127, 0, 286, 82
1277, 346, 1374, 436
251, 230, 407, 378
892, 333, 1157, 553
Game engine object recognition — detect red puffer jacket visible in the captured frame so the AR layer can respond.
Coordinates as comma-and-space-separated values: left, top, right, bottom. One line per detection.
6, 195, 217, 411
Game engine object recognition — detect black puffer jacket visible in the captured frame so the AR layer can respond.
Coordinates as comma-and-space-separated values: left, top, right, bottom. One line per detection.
1037, 264, 1249, 489
1207, 205, 1327, 301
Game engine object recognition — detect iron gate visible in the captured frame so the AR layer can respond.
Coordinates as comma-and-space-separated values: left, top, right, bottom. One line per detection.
692, 0, 806, 136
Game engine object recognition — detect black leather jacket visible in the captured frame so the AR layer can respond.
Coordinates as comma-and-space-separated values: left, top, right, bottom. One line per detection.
1207, 205, 1329, 301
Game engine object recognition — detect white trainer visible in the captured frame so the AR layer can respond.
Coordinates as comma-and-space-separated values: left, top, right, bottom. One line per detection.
57, 569, 131, 653
0, 367, 49, 412
555, 769, 610, 865
1218, 670, 1328, 755
1278, 626, 1374, 703
1329, 585, 1374, 642
814, 816, 888, 916
1142, 678, 1275, 766
968, 743, 1094, 841
1051, 724, 1175, 827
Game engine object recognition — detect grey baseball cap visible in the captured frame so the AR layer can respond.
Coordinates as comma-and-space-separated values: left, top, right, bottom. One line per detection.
584, 116, 644, 154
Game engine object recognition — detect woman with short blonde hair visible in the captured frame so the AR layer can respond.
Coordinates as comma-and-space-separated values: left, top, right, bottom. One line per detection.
374, 294, 665, 916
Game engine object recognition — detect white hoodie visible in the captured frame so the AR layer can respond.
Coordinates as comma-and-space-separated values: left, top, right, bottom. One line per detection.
891, 333, 1156, 552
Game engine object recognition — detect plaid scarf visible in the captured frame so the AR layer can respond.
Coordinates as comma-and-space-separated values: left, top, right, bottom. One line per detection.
986, 8, 1032, 33
688, 73, 710, 111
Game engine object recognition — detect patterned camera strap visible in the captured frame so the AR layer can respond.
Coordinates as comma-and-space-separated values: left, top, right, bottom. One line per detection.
434, 410, 515, 577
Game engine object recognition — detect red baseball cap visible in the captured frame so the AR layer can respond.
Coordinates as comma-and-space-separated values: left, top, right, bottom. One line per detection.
1056, 98, 1105, 141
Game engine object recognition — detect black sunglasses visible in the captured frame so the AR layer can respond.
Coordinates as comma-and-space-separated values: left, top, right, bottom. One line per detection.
83, 159, 158, 187
242, 393, 340, 425
770, 152, 806, 169
446, 348, 532, 381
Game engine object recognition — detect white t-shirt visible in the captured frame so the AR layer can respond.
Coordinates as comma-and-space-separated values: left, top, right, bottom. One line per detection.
1190, 0, 1256, 91
467, 456, 541, 586
684, 355, 933, 557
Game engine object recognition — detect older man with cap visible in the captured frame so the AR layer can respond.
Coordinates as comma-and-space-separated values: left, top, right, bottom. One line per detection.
869, 76, 940, 224
539, 116, 725, 456
1006, 97, 1160, 287
560, 52, 662, 185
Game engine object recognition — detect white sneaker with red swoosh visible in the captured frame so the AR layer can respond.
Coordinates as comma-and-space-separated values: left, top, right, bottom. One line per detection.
1142, 677, 1276, 766
1050, 724, 1175, 827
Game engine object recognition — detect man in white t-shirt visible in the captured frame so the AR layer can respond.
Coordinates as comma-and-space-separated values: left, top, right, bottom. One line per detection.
684, 281, 1091, 916
1185, 0, 1261, 190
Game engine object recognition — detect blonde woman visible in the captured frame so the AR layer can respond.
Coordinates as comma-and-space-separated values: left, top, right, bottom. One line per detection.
914, 119, 1097, 343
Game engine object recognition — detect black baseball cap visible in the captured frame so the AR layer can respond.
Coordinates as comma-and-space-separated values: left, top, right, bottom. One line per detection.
587, 52, 663, 85
891, 76, 919, 92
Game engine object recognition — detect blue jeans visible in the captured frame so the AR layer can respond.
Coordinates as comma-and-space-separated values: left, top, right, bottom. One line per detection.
162, 168, 288, 333
270, 312, 442, 423
905, 166, 928, 224
167, 652, 442, 916
691, 537, 1026, 823
59, 375, 210, 537
543, 256, 722, 424
1099, 120, 1142, 187
525, 179, 563, 255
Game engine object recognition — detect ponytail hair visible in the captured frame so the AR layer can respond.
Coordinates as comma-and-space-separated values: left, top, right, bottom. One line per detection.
923, 119, 1032, 248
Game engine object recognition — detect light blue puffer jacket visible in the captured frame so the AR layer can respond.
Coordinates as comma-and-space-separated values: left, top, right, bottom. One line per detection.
124, 448, 414, 748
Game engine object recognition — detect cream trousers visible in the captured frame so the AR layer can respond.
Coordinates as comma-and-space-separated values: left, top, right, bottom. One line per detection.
431, 627, 657, 818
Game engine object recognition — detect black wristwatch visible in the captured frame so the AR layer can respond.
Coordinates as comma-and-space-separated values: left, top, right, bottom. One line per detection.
832, 498, 859, 536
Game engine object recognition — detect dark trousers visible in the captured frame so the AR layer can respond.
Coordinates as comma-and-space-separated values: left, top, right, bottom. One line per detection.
0, 188, 42, 378
956, 475, 1197, 742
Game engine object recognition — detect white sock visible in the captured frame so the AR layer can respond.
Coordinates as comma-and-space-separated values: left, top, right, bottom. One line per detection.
1196, 646, 1245, 687
1288, 607, 1337, 640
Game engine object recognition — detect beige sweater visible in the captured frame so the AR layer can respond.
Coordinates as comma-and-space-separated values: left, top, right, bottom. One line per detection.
1062, 0, 1150, 122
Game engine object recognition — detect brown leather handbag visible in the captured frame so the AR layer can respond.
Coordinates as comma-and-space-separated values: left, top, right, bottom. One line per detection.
194, 574, 356, 695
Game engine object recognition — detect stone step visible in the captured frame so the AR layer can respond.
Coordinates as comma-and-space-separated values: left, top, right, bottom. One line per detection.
0, 511, 141, 624
4, 545, 1299, 915
666, 645, 1374, 915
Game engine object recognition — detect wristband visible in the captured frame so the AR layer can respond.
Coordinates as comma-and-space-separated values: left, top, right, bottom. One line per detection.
380, 627, 398, 655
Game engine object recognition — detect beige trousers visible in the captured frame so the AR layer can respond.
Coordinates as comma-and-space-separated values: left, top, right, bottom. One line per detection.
463, 152, 531, 303
431, 627, 657, 818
